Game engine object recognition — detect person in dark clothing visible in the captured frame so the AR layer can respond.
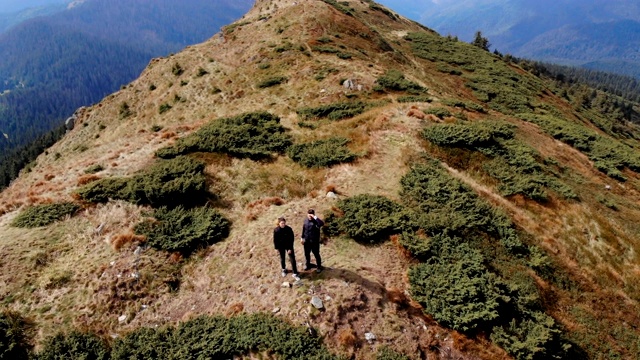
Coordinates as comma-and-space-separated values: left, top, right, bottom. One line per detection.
274, 217, 300, 281
301, 209, 324, 273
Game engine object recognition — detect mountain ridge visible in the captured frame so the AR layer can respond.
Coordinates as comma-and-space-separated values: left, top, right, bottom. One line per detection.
1, 0, 640, 359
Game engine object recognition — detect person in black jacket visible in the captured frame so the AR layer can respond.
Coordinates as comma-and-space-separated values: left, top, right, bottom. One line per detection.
274, 217, 300, 281
301, 209, 324, 273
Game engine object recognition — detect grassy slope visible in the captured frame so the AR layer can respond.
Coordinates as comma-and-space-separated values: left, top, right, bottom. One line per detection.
1, 0, 640, 358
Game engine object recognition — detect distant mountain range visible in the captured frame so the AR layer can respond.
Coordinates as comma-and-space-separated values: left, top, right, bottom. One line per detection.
378, 0, 640, 78
0, 0, 252, 163
0, 1, 67, 33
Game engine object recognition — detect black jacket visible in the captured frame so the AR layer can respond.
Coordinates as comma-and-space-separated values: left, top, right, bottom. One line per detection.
301, 217, 324, 243
274, 225, 294, 250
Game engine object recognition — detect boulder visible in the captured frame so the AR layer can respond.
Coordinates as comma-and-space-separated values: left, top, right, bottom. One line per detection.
310, 296, 324, 309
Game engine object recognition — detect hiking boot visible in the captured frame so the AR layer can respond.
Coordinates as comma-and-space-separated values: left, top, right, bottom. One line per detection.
292, 274, 301, 282
316, 267, 323, 273
281, 269, 287, 277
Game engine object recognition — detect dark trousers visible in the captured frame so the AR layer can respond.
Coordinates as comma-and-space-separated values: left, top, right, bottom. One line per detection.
303, 241, 321, 268
278, 248, 298, 274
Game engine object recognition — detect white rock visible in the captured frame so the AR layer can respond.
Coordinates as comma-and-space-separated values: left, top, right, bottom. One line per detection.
326, 191, 338, 199
365, 332, 376, 343
118, 315, 127, 323
281, 282, 291, 288
272, 307, 281, 314
310, 296, 324, 309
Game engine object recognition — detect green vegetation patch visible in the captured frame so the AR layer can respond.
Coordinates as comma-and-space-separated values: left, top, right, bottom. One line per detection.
374, 69, 426, 94
111, 313, 337, 360
405, 32, 547, 114
423, 120, 577, 200
287, 137, 357, 168
409, 238, 502, 331
31, 313, 337, 359
297, 101, 374, 121
37, 331, 109, 360
400, 161, 571, 358
519, 113, 640, 181
156, 112, 292, 160
332, 194, 404, 244
257, 76, 288, 88
84, 164, 104, 174
320, 0, 355, 16
397, 95, 432, 103
76, 156, 207, 208
134, 206, 230, 255
11, 202, 79, 228
0, 311, 33, 359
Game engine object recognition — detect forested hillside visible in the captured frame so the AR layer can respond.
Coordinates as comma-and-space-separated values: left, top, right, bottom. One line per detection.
0, 0, 252, 169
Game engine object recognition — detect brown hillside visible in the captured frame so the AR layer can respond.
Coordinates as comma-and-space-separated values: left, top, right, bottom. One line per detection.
2, 0, 640, 359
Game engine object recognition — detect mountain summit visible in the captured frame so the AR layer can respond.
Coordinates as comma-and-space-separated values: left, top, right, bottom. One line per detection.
1, 1, 640, 359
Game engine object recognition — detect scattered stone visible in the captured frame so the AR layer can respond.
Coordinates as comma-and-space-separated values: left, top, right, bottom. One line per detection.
64, 115, 76, 131
281, 281, 291, 288
94, 223, 105, 235
326, 191, 338, 199
293, 280, 304, 287
140, 305, 148, 311
365, 332, 376, 343
324, 295, 332, 301
605, 185, 612, 190
133, 246, 142, 256
272, 307, 281, 314
118, 315, 127, 323
310, 296, 324, 309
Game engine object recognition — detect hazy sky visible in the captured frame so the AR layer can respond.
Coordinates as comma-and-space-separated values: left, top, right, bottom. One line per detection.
0, 0, 67, 14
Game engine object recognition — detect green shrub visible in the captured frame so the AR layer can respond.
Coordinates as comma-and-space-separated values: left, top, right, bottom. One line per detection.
171, 63, 184, 76
112, 313, 337, 360
287, 137, 357, 168
423, 107, 452, 119
156, 112, 292, 160
409, 240, 503, 332
442, 98, 486, 112
518, 114, 640, 181
158, 103, 172, 114
119, 102, 132, 119
134, 206, 230, 254
322, 212, 342, 238
335, 194, 403, 243
12, 202, 79, 228
397, 95, 432, 103
422, 121, 514, 148
490, 312, 567, 360
320, 0, 354, 16
37, 331, 109, 360
0, 311, 32, 360
196, 67, 209, 77
76, 157, 207, 208
257, 76, 288, 88
376, 346, 409, 360
297, 101, 368, 121
84, 164, 104, 174
369, 4, 398, 20
374, 69, 426, 94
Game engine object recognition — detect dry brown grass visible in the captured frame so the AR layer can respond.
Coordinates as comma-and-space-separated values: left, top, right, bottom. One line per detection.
337, 327, 358, 349
77, 174, 101, 186
110, 233, 145, 251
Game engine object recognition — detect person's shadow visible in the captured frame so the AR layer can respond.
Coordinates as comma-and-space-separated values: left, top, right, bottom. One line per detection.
307, 266, 431, 320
